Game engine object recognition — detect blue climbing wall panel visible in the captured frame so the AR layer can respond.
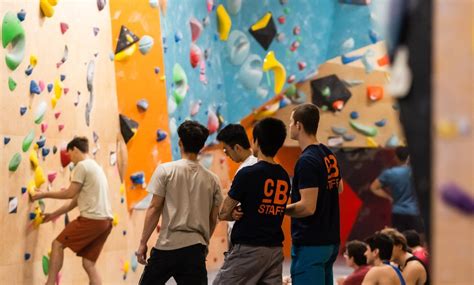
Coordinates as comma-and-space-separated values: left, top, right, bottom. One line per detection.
160, 0, 374, 159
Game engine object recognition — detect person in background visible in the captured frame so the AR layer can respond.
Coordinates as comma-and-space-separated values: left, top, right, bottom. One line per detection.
217, 124, 258, 250
362, 233, 405, 285
370, 147, 423, 233
337, 240, 371, 285
136, 121, 223, 285
214, 118, 290, 284
381, 228, 429, 285
402, 230, 429, 269
31, 137, 113, 285
285, 104, 343, 285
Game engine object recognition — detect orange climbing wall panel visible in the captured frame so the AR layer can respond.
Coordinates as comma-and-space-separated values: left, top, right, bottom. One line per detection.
109, 1, 172, 209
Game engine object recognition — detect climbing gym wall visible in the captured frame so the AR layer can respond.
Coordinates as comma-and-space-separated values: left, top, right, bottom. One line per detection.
160, 0, 377, 159
0, 0, 139, 283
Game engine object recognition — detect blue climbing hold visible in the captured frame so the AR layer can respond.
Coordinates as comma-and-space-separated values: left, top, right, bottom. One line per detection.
60, 74, 66, 81
36, 136, 46, 148
154, 67, 160, 74
123, 230, 127, 236
20, 106, 27, 116
21, 187, 27, 194
341, 54, 363, 64
4, 137, 11, 145
47, 83, 53, 93
29, 213, 36, 220
30, 80, 41, 94
25, 65, 33, 76
174, 31, 183, 43
17, 9, 26, 21
24, 253, 31, 261
375, 119, 387, 127
130, 172, 145, 185
42, 148, 50, 158
156, 130, 167, 142
350, 111, 359, 119
369, 29, 380, 44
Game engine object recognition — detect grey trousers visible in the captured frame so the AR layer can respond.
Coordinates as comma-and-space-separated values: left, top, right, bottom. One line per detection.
213, 244, 283, 285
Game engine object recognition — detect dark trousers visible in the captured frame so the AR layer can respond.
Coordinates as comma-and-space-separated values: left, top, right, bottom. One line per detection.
139, 244, 207, 285
392, 213, 424, 233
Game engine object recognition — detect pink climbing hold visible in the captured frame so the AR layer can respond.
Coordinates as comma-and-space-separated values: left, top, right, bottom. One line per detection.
189, 18, 203, 43
58, 124, 64, 132
206, 0, 214, 13
63, 87, 69, 95
39, 80, 45, 93
293, 26, 301, 35
54, 112, 61, 119
297, 61, 307, 70
190, 100, 202, 117
190, 44, 202, 68
278, 15, 286, 24
60, 22, 69, 34
199, 60, 208, 84
290, 41, 300, 52
41, 123, 48, 133
47, 172, 57, 183
207, 108, 219, 134
287, 75, 296, 83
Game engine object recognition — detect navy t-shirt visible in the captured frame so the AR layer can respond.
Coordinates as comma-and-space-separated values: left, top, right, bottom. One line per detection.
228, 161, 291, 247
291, 144, 341, 246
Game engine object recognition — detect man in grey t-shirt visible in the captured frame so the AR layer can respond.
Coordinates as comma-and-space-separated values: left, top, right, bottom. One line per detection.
136, 121, 223, 285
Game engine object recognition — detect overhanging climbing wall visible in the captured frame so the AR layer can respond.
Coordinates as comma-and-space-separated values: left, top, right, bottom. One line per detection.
0, 1, 138, 283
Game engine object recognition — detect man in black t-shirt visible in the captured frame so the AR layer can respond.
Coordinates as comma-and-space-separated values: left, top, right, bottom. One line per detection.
285, 104, 343, 285
213, 118, 291, 285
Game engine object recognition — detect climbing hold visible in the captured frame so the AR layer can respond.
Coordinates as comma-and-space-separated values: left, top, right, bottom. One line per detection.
293, 26, 301, 35
361, 52, 375, 73
341, 54, 363, 64
172, 63, 188, 105
60, 145, 71, 167
375, 119, 387, 127
289, 40, 300, 52
34, 166, 46, 188
20, 106, 27, 116
60, 74, 66, 81
52, 146, 57, 154
60, 22, 68, 34
30, 150, 39, 168
17, 9, 26, 22
277, 15, 286, 24
174, 31, 183, 43
342, 79, 364, 87
38, 80, 45, 92
440, 183, 474, 215
2, 12, 26, 70
93, 27, 100, 36
58, 124, 64, 132
136, 99, 149, 112
9, 153, 22, 172
189, 18, 203, 43
35, 101, 47, 124
138, 35, 154, 55
115, 25, 139, 59
249, 12, 277, 50
25, 65, 33, 76
350, 111, 359, 119
149, 0, 158, 8
63, 87, 69, 94
262, 51, 286, 94
54, 111, 61, 119
190, 100, 202, 117
40, 0, 59, 17
56, 45, 69, 68
279, 96, 291, 109
369, 29, 380, 43
322, 86, 331, 97
385, 134, 400, 147
47, 83, 53, 93
287, 75, 295, 83
97, 0, 106, 11
131, 254, 138, 272
377, 54, 389, 67
41, 147, 50, 158
156, 130, 167, 142
332, 100, 344, 111
190, 43, 202, 68
238, 54, 263, 90
199, 60, 208, 84
366, 137, 378, 147
202, 15, 210, 27
36, 136, 46, 149
119, 114, 139, 144
367, 86, 384, 101
216, 5, 232, 41
254, 101, 280, 120
285, 84, 306, 104
331, 126, 347, 136
297, 61, 307, 71
227, 30, 250, 65
342, 38, 355, 51
343, 134, 356, 141
41, 123, 48, 133
226, 0, 242, 15
30, 55, 38, 67
207, 108, 219, 134
350, 120, 378, 137
130, 172, 145, 185
8, 77, 17, 91
276, 32, 285, 42
311, 75, 352, 112
22, 130, 35, 152
24, 253, 31, 261
4, 137, 11, 145
47, 172, 57, 183
30, 80, 41, 95
42, 255, 49, 276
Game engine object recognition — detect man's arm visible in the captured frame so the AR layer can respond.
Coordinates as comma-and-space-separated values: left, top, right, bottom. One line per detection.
43, 196, 78, 223
218, 196, 239, 221
285, 187, 318, 218
136, 195, 165, 265
402, 262, 425, 285
32, 182, 82, 201
369, 179, 393, 202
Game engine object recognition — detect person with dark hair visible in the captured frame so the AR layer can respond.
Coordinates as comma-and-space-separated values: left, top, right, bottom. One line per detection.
284, 103, 343, 285
337, 241, 371, 285
362, 233, 405, 285
402, 230, 429, 268
213, 118, 290, 284
217, 124, 257, 249
136, 121, 223, 285
31, 136, 113, 285
381, 228, 429, 285
370, 146, 423, 232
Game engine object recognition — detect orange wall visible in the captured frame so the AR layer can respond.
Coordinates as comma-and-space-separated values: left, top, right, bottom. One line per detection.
109, 1, 172, 209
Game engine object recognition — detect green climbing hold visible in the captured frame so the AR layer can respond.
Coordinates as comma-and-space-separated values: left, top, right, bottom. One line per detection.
349, 120, 378, 137
8, 152, 21, 172
42, 255, 49, 276
8, 77, 17, 91
22, 130, 35, 152
322, 86, 331, 97
2, 12, 26, 70
283, 7, 291, 15
172, 63, 188, 105
34, 101, 47, 124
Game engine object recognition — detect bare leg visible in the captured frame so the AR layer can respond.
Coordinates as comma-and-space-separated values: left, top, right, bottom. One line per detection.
82, 258, 102, 285
45, 240, 65, 285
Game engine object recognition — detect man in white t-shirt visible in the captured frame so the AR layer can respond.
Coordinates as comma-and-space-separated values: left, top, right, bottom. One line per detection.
136, 121, 223, 285
217, 124, 257, 250
32, 136, 113, 285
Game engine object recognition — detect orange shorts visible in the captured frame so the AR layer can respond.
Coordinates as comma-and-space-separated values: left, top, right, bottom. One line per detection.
57, 216, 112, 262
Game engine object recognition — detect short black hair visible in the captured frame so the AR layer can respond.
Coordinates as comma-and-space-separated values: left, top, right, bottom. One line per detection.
403, 230, 421, 248
252, 118, 287, 157
365, 233, 394, 261
292, 103, 320, 135
395, 146, 409, 162
67, 137, 89, 153
381, 228, 409, 252
216, 124, 251, 149
346, 240, 368, 266
177, 120, 209, 154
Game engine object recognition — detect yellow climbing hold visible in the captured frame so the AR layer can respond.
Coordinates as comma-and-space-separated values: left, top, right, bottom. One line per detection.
120, 183, 125, 195
254, 100, 280, 120
115, 43, 137, 62
216, 5, 232, 41
29, 150, 39, 169
366, 137, 379, 147
40, 0, 59, 18
34, 166, 46, 188
27, 179, 36, 196
33, 206, 44, 227
263, 51, 286, 94
251, 12, 272, 31
112, 213, 119, 226
30, 55, 38, 67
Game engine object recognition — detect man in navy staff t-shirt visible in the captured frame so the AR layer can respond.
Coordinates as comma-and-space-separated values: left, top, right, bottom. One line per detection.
285, 103, 343, 285
213, 118, 291, 285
